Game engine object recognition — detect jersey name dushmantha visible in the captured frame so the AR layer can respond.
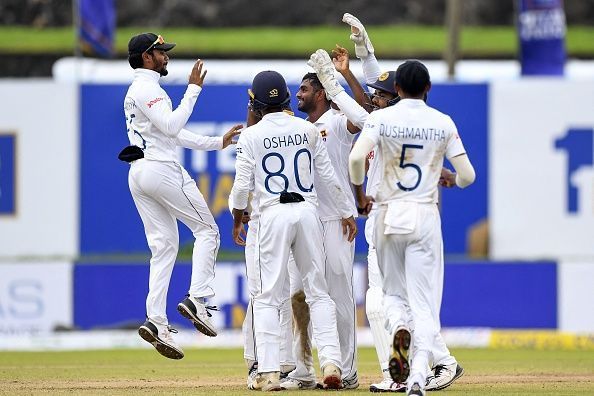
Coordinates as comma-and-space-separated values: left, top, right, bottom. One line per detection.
360, 99, 466, 204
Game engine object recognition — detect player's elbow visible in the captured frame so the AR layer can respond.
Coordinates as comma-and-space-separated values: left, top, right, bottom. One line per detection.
456, 167, 476, 188
348, 153, 366, 185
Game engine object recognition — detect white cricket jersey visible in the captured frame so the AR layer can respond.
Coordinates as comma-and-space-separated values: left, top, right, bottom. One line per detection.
360, 99, 466, 204
365, 147, 382, 197
124, 69, 222, 162
313, 109, 358, 221
232, 111, 352, 217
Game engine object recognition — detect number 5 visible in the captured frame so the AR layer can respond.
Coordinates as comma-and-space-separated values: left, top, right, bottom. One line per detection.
397, 144, 423, 191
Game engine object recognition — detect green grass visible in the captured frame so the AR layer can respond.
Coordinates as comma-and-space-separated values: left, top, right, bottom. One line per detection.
1, 25, 594, 58
0, 347, 592, 395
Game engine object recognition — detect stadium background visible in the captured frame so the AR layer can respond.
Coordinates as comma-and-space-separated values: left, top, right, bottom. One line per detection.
1, 0, 593, 355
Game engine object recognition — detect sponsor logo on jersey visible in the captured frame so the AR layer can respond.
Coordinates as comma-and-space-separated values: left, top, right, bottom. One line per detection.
146, 97, 164, 108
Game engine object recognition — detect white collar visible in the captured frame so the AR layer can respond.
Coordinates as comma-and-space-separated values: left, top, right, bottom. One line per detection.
134, 68, 161, 83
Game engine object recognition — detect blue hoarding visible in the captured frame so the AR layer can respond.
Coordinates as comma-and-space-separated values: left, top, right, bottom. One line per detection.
0, 134, 16, 215
80, 83, 487, 255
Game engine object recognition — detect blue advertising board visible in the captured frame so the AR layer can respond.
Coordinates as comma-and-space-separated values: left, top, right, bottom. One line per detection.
80, 83, 487, 255
0, 134, 16, 215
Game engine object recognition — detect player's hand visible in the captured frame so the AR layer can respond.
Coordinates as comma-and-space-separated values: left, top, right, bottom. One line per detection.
356, 195, 374, 216
331, 45, 350, 74
232, 222, 247, 246
342, 13, 374, 58
439, 167, 457, 188
308, 49, 335, 76
241, 211, 251, 224
189, 59, 207, 86
222, 124, 243, 148
341, 216, 358, 242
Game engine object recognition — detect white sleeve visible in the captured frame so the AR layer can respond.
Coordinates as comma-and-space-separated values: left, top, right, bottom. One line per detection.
138, 83, 202, 138
175, 128, 223, 151
231, 134, 255, 210
349, 136, 375, 185
444, 117, 466, 159
311, 128, 353, 218
450, 154, 476, 188
361, 54, 382, 85
350, 113, 381, 185
332, 91, 368, 130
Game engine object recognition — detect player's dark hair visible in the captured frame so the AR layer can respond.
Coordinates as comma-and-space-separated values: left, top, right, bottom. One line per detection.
301, 72, 324, 92
128, 53, 144, 69
395, 60, 431, 97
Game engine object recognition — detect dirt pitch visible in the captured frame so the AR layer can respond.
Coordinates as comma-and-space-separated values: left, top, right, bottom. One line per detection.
0, 347, 592, 395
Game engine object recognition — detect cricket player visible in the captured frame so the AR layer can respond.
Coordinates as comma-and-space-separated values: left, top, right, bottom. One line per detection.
349, 60, 476, 396
231, 70, 357, 391
234, 106, 296, 390
122, 33, 241, 359
277, 50, 369, 390
343, 13, 465, 392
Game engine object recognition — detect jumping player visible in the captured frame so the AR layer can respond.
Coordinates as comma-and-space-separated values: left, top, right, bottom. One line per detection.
122, 32, 241, 359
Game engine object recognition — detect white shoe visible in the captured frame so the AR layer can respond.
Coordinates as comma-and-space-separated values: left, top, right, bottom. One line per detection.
407, 382, 425, 396
370, 377, 407, 392
425, 363, 464, 391
138, 320, 184, 360
253, 372, 282, 392
177, 295, 218, 337
322, 363, 343, 390
342, 372, 360, 389
342, 13, 375, 58
279, 377, 317, 390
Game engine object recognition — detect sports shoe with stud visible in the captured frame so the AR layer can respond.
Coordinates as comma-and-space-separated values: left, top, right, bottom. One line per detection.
138, 320, 184, 360
408, 382, 425, 396
177, 295, 218, 337
425, 363, 464, 391
370, 377, 407, 392
389, 326, 411, 383
342, 372, 360, 389
322, 363, 343, 389
279, 377, 317, 390
247, 362, 259, 390
253, 371, 282, 392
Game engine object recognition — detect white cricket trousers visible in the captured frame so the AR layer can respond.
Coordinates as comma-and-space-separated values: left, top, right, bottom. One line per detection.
254, 201, 341, 373
129, 159, 220, 326
288, 219, 357, 380
242, 217, 294, 368
374, 203, 445, 387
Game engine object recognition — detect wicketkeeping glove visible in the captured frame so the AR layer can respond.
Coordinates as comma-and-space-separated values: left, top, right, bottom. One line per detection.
307, 49, 344, 99
342, 13, 375, 58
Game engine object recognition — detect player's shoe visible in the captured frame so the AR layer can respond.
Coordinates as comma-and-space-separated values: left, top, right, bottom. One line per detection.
251, 372, 282, 392
247, 362, 259, 390
321, 363, 343, 389
279, 377, 317, 390
407, 382, 425, 396
389, 326, 411, 383
138, 320, 184, 360
425, 363, 464, 391
177, 295, 218, 337
342, 372, 360, 389
369, 377, 407, 392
